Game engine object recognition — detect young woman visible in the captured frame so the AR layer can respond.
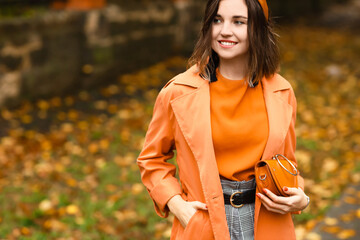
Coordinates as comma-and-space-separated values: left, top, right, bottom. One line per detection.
137, 0, 309, 239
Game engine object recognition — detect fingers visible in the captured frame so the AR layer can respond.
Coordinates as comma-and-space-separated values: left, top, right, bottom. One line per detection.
257, 192, 287, 214
178, 201, 207, 228
262, 189, 290, 205
190, 201, 208, 211
257, 187, 308, 214
283, 186, 301, 196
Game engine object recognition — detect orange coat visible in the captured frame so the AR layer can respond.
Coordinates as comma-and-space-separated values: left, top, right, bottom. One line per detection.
137, 66, 305, 240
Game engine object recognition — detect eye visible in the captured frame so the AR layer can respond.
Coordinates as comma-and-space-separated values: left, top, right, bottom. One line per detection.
234, 20, 245, 25
213, 18, 222, 24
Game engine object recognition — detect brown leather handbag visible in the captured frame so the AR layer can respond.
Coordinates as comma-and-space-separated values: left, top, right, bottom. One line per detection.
255, 154, 299, 196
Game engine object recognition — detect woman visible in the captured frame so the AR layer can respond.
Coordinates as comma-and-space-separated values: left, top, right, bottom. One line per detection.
137, 0, 309, 239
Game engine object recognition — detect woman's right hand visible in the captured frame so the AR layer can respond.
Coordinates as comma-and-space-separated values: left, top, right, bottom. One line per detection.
167, 195, 208, 228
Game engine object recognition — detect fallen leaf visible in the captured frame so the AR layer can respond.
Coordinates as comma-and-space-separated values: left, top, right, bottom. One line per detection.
337, 229, 356, 239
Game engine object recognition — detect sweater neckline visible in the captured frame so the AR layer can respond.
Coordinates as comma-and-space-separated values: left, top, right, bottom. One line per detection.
215, 68, 247, 88
216, 68, 246, 82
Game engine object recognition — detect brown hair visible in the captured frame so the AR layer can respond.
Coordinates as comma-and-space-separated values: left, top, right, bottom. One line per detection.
188, 0, 280, 86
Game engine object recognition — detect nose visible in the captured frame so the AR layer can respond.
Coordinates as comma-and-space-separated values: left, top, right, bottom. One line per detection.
220, 22, 233, 37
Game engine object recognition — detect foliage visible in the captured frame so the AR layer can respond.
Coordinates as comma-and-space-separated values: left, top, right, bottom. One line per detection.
0, 24, 359, 239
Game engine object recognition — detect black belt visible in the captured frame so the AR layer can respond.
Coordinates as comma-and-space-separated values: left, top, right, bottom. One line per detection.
223, 189, 256, 208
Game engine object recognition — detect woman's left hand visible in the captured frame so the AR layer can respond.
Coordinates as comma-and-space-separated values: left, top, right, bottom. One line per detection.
256, 187, 308, 214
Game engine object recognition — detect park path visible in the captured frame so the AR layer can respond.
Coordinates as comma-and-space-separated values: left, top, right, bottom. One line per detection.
304, 181, 360, 240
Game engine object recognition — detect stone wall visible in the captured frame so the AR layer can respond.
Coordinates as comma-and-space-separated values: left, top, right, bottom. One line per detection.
0, 0, 204, 107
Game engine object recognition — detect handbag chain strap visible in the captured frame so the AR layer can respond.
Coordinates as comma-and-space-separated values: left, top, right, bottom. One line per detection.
272, 154, 298, 176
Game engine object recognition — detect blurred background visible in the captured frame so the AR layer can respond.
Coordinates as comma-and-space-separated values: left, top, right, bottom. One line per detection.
0, 0, 359, 239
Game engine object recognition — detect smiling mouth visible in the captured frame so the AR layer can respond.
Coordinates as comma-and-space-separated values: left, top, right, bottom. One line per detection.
218, 41, 237, 46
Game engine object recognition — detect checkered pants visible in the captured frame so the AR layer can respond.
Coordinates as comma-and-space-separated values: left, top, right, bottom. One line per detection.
221, 178, 256, 240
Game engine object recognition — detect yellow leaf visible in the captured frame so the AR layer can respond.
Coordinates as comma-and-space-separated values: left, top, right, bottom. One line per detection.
337, 229, 356, 239
82, 64, 93, 74
41, 140, 52, 151
75, 217, 84, 225
68, 110, 79, 121
66, 178, 77, 187
1, 109, 13, 120
305, 219, 318, 231
66, 205, 80, 215
322, 158, 339, 173
77, 121, 89, 130
88, 143, 99, 154
322, 226, 341, 234
61, 123, 74, 133
352, 173, 360, 183
305, 232, 322, 240
39, 199, 54, 213
94, 100, 107, 110
43, 219, 67, 231
118, 109, 132, 120
21, 115, 32, 124
163, 227, 172, 238
41, 151, 51, 161
106, 184, 117, 193
344, 196, 357, 204
340, 213, 355, 222
58, 207, 66, 216
356, 209, 360, 218
345, 187, 357, 195
295, 150, 311, 173
20, 227, 31, 236
1, 137, 15, 147
95, 158, 106, 169
108, 104, 118, 114
54, 163, 65, 172
50, 97, 62, 107
100, 139, 109, 150
324, 217, 338, 226
37, 100, 50, 110
132, 183, 144, 195
114, 154, 134, 167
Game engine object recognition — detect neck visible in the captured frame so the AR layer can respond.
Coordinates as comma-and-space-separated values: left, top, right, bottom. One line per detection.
218, 56, 248, 80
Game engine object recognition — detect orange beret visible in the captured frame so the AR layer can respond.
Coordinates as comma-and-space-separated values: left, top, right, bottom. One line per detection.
258, 0, 269, 20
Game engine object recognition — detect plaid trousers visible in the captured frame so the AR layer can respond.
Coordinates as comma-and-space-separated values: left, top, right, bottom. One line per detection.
221, 178, 256, 240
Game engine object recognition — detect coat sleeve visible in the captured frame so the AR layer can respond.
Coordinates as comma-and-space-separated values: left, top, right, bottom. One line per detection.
284, 87, 305, 214
137, 89, 182, 218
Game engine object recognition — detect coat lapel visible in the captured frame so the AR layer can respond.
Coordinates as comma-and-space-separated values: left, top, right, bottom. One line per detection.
261, 75, 293, 160
255, 75, 294, 239
170, 67, 230, 240
170, 71, 222, 197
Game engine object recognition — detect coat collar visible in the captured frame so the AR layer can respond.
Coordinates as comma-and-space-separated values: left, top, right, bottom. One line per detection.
173, 65, 207, 88
173, 65, 292, 93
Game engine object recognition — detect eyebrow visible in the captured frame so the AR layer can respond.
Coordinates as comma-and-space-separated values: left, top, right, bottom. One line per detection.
215, 14, 248, 19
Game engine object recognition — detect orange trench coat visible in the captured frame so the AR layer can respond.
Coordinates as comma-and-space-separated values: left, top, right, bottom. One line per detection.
137, 66, 305, 240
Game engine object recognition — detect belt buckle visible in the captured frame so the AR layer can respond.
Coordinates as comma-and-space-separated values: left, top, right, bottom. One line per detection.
230, 191, 244, 208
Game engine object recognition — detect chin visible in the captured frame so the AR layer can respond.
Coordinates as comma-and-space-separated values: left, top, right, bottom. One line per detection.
217, 53, 249, 62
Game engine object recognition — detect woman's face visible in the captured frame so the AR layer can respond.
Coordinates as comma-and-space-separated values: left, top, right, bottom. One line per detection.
211, 0, 249, 63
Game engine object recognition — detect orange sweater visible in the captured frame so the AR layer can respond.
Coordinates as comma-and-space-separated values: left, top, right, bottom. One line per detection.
210, 69, 269, 181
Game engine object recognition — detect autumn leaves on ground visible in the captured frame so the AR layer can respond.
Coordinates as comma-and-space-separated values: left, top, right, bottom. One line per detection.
0, 25, 359, 239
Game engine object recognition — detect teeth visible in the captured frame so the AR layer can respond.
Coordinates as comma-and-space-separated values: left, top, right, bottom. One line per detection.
220, 41, 236, 46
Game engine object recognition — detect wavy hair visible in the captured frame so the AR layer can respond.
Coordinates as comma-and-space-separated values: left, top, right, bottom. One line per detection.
188, 0, 280, 86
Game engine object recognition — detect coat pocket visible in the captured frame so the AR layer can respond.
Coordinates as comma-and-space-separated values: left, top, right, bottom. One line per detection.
182, 210, 213, 239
